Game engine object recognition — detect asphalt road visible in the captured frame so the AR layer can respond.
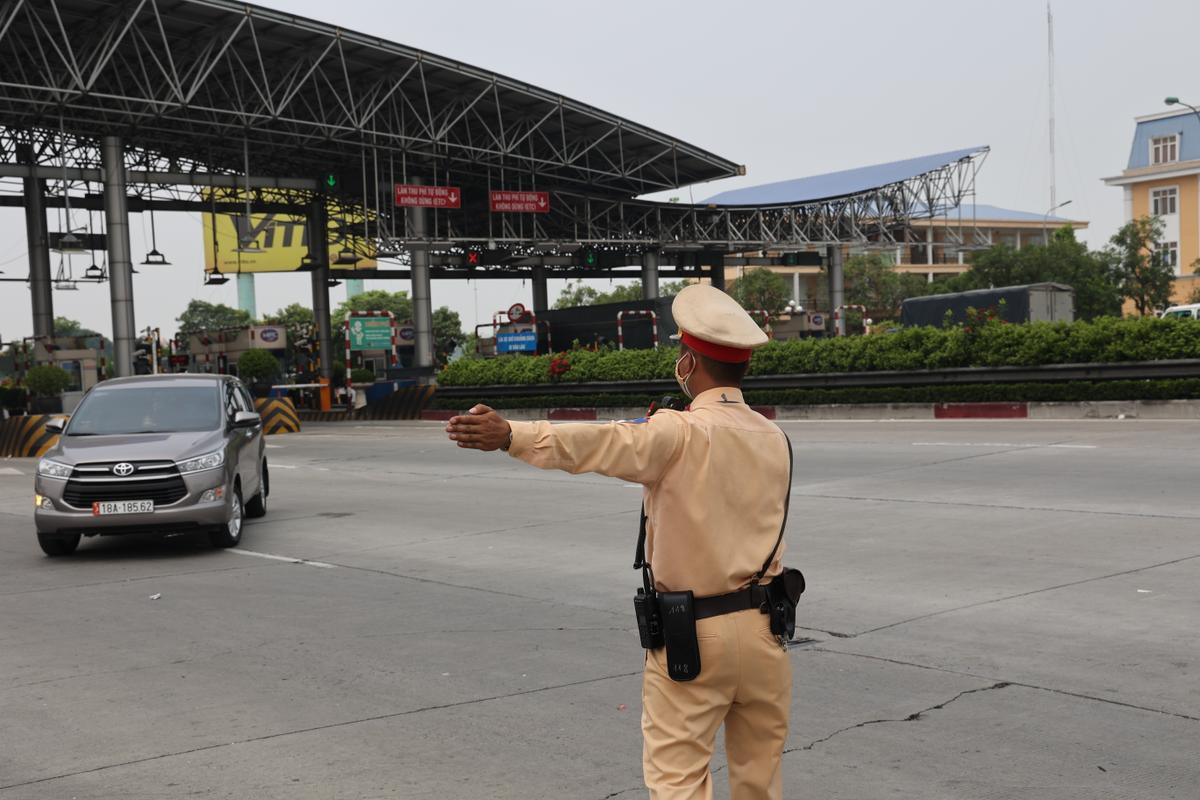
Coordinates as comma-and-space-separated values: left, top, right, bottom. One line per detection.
1, 419, 1197, 799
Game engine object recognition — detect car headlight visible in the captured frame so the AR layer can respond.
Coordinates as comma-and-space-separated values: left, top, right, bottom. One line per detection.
176, 450, 225, 474
37, 459, 72, 479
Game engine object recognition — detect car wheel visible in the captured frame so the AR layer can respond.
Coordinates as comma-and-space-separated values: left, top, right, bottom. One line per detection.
38, 533, 80, 557
209, 485, 243, 548
246, 461, 268, 519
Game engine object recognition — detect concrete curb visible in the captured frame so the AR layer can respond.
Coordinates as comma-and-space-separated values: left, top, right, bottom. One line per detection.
421, 399, 1200, 422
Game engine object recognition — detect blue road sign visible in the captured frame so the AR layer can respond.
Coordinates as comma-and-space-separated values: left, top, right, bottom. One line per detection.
496, 331, 537, 353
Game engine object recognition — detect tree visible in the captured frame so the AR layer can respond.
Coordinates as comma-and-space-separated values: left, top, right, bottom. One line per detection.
552, 279, 690, 309
962, 227, 1123, 320
728, 268, 790, 312
1107, 216, 1175, 316
842, 254, 928, 318
235, 348, 281, 389
432, 306, 464, 364
261, 303, 313, 332
177, 300, 252, 336
24, 364, 72, 397
53, 316, 99, 337
331, 289, 412, 324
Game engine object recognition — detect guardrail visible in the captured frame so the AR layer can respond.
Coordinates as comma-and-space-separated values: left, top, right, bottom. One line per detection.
434, 359, 1200, 398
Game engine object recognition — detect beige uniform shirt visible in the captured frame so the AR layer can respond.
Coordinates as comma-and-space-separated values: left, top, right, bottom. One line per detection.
507, 387, 791, 597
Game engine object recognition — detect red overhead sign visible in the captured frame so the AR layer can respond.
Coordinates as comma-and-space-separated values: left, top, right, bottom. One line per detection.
394, 184, 462, 209
490, 190, 550, 214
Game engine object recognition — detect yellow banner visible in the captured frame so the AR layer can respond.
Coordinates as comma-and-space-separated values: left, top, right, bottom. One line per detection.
202, 204, 377, 274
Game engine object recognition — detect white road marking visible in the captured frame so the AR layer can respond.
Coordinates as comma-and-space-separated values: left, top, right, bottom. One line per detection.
0, 467, 24, 475
229, 549, 337, 568
912, 442, 1097, 449
271, 464, 299, 470
266, 444, 284, 449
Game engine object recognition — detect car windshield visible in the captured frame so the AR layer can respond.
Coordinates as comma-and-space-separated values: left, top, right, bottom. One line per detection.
66, 385, 221, 435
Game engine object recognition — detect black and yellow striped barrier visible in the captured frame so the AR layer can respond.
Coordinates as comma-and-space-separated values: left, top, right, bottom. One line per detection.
254, 397, 301, 435
0, 415, 64, 457
356, 384, 437, 420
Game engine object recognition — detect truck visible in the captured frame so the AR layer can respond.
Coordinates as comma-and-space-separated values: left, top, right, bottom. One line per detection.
900, 283, 1075, 327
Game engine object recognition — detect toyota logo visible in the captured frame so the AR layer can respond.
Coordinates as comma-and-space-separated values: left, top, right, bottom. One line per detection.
112, 462, 135, 477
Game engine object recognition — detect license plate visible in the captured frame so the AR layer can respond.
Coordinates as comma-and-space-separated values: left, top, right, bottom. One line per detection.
92, 500, 154, 516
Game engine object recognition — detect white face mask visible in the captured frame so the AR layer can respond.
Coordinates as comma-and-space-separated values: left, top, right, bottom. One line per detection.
674, 351, 696, 398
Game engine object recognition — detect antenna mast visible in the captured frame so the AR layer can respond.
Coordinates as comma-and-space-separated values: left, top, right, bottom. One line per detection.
1047, 1, 1057, 210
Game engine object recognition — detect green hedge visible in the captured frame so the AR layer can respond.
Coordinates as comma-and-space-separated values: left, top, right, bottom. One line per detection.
428, 379, 1200, 410
439, 317, 1200, 387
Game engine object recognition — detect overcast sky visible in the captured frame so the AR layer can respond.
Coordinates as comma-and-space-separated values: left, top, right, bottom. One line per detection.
2, 0, 1197, 342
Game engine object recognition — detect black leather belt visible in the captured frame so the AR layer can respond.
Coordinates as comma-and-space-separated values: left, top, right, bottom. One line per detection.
694, 584, 770, 621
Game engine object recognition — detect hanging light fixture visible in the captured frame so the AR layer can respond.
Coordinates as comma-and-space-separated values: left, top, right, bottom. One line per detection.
326, 277, 342, 288
205, 191, 229, 285
52, 231, 88, 253
141, 182, 171, 265
205, 265, 230, 286
53, 254, 79, 290
81, 194, 106, 281
334, 245, 360, 266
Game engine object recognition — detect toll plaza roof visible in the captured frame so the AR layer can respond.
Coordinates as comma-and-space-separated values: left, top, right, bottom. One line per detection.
0, 0, 742, 200
702, 147, 987, 206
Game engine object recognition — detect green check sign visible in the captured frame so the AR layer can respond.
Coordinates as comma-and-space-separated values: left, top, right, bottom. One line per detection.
348, 317, 392, 350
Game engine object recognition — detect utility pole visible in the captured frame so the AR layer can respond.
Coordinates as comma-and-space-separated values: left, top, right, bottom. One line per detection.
1047, 1, 1057, 211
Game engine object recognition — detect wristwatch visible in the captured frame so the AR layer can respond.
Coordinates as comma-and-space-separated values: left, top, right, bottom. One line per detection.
500, 428, 513, 452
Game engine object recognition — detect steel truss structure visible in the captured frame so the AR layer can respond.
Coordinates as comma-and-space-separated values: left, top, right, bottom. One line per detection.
0, 0, 986, 259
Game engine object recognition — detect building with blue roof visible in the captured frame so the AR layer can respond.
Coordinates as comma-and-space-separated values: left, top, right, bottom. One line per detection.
1103, 107, 1200, 305
706, 151, 1087, 310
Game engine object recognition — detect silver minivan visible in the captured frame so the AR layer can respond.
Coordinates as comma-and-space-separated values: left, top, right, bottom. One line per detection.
33, 374, 269, 556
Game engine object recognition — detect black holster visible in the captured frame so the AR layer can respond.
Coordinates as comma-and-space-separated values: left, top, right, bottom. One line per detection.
764, 567, 806, 641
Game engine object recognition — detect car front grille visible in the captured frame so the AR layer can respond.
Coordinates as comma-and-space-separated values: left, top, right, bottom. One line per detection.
62, 460, 188, 508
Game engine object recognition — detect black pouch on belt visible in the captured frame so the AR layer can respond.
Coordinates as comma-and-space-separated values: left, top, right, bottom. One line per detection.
659, 590, 701, 681
765, 567, 806, 640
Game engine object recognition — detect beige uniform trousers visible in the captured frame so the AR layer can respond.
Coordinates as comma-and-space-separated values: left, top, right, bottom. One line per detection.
642, 608, 791, 800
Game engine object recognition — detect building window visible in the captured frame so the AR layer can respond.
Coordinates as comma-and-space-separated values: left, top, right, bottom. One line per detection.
1151, 187, 1178, 215
1157, 241, 1179, 272
1151, 135, 1178, 165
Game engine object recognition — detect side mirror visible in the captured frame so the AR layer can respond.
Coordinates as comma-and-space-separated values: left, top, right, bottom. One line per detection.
45, 418, 65, 434
232, 410, 261, 428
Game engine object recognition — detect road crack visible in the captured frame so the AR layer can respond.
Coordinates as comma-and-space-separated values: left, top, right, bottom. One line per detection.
787, 681, 1010, 754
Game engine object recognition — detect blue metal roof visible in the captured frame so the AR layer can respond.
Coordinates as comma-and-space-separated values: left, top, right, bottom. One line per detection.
1127, 111, 1200, 169
702, 146, 987, 206
928, 203, 1078, 224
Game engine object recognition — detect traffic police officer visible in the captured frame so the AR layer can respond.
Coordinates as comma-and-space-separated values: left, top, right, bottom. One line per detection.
446, 284, 793, 800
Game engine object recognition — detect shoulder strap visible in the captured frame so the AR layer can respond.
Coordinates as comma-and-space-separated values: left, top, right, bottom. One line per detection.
634, 505, 649, 569
753, 431, 794, 583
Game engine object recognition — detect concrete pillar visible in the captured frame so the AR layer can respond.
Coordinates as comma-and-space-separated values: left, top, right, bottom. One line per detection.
308, 197, 333, 383
531, 266, 549, 312
236, 273, 257, 320
21, 155, 53, 342
345, 278, 365, 299
407, 177, 434, 370
102, 136, 136, 377
926, 226, 934, 266
827, 244, 845, 336
792, 271, 801, 305
641, 250, 659, 299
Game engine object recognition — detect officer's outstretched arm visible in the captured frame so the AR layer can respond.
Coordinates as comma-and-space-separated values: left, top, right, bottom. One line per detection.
508, 412, 684, 484
447, 404, 684, 484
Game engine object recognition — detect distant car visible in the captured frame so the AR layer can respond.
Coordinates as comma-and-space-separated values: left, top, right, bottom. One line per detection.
33, 374, 269, 556
1160, 304, 1200, 320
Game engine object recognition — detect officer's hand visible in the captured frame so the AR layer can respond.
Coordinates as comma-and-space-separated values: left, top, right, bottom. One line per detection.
446, 404, 512, 451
